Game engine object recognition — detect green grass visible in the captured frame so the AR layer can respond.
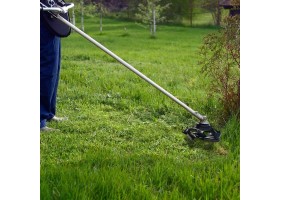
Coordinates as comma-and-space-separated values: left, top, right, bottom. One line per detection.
41, 16, 240, 199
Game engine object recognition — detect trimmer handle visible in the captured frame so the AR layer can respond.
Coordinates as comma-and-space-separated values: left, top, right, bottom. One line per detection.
40, 2, 74, 14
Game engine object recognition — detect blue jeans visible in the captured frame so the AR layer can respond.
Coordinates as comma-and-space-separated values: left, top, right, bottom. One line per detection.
40, 16, 61, 128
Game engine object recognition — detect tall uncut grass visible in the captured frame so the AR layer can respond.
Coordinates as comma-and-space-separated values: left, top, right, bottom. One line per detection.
41, 16, 240, 199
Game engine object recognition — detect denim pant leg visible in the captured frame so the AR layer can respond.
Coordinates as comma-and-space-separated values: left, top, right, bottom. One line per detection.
40, 18, 61, 128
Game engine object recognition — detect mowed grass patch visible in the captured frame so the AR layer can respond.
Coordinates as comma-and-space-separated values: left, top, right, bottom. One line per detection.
41, 16, 239, 199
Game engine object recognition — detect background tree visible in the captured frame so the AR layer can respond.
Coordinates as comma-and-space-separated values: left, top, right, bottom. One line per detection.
70, 0, 77, 26
124, 0, 140, 19
92, 0, 108, 33
69, 0, 96, 31
81, 0, 85, 31
201, 0, 222, 26
160, 0, 205, 26
187, 0, 195, 26
135, 0, 171, 37
69, 0, 82, 27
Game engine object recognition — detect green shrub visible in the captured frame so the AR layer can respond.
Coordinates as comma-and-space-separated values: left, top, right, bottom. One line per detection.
199, 15, 240, 122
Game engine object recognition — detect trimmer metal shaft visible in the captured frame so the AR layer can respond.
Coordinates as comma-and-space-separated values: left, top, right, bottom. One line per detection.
56, 15, 208, 123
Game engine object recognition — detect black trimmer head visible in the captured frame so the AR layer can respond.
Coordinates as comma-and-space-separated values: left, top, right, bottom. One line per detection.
183, 123, 221, 142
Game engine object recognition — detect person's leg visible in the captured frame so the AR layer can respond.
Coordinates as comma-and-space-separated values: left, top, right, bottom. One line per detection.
49, 41, 61, 119
40, 17, 61, 128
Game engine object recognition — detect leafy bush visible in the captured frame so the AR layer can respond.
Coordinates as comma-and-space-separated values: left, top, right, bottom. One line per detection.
199, 14, 240, 122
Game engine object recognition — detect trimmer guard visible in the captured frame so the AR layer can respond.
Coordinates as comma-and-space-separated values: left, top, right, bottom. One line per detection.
183, 123, 221, 142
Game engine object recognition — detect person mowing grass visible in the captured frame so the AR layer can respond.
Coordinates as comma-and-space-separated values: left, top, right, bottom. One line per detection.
40, 0, 71, 131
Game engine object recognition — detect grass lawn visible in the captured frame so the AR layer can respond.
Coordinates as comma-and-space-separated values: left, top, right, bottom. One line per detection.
40, 16, 240, 199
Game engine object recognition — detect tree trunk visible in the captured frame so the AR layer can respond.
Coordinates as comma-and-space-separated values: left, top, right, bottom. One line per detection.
100, 13, 103, 33
152, 8, 156, 37
71, 7, 75, 33
190, 12, 193, 27
72, 7, 75, 26
81, 0, 84, 31
215, 7, 222, 26
189, 0, 194, 27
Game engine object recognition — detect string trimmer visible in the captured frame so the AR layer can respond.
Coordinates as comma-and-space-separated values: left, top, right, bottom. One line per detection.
40, 1, 221, 142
